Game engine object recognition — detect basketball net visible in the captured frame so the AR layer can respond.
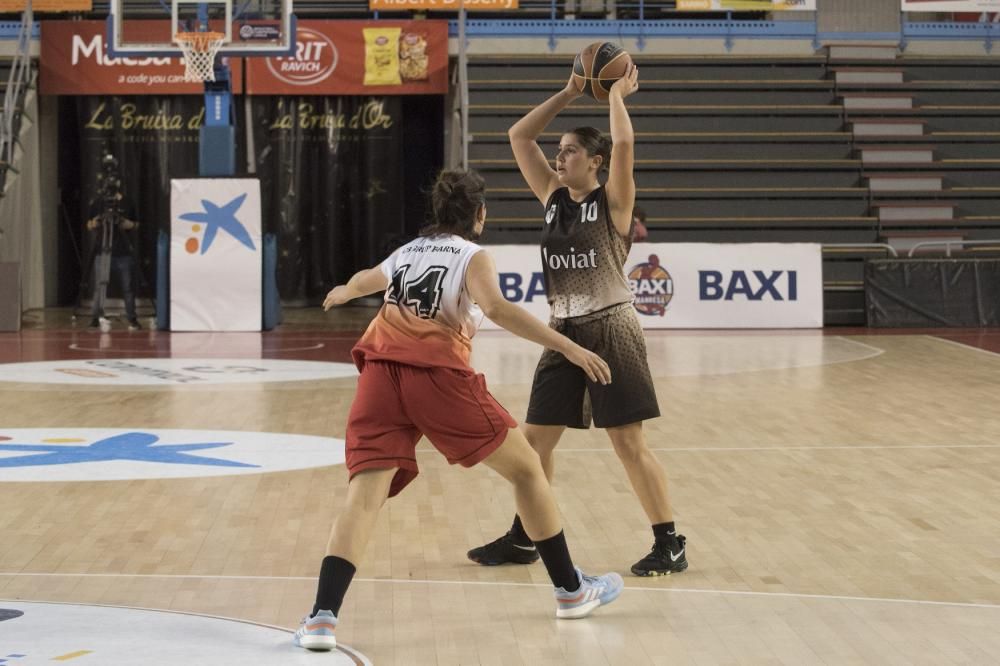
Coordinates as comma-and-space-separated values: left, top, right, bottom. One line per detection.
174, 31, 226, 82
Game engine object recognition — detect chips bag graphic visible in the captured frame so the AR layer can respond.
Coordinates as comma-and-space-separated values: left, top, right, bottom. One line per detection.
363, 27, 402, 86
399, 31, 429, 81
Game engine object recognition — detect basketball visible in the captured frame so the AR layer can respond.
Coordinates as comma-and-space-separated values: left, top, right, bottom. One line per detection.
572, 42, 632, 102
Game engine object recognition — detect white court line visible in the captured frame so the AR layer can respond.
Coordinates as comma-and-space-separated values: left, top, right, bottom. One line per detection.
0, 597, 297, 632
414, 444, 1000, 454
2, 572, 998, 611
66, 343, 326, 353
832, 336, 886, 356
0, 598, 376, 664
563, 443, 1000, 453
926, 334, 1000, 359
0, 334, 360, 343
640, 336, 886, 377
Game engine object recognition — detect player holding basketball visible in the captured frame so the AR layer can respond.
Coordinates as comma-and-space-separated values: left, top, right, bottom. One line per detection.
294, 169, 623, 652
467, 58, 689, 577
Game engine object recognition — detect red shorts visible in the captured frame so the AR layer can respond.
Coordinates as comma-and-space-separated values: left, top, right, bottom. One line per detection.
346, 360, 517, 497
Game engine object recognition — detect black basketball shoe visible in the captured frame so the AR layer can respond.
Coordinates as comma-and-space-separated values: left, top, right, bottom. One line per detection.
467, 531, 540, 566
630, 534, 688, 576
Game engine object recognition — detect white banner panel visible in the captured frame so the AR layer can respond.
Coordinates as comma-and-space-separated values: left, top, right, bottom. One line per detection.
170, 179, 262, 331
481, 242, 823, 330
902, 0, 1000, 11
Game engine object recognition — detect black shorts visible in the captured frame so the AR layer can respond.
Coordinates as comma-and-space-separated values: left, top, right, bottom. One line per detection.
525, 303, 660, 429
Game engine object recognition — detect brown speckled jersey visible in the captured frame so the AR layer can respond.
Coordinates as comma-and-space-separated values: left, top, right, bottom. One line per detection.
540, 186, 633, 318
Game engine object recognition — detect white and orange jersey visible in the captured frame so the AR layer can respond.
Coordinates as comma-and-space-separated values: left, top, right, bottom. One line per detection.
352, 234, 484, 372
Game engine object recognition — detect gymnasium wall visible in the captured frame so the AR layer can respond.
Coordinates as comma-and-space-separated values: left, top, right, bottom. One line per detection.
818, 0, 900, 34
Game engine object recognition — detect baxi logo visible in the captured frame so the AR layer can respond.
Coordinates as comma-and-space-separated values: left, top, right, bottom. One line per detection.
0, 429, 348, 481
180, 194, 255, 255
265, 27, 338, 86
628, 254, 673, 316
699, 270, 798, 301
499, 271, 546, 303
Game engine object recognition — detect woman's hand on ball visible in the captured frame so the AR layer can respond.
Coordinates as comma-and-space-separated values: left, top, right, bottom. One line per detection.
610, 63, 639, 100
563, 72, 585, 100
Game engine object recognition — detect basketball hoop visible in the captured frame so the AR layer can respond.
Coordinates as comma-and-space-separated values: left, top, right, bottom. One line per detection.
174, 31, 226, 82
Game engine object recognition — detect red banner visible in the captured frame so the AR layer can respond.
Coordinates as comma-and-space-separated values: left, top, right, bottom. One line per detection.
40, 20, 447, 97
40, 21, 244, 95
244, 20, 448, 95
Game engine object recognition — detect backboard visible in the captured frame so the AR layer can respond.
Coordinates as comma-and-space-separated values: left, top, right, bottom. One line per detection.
108, 0, 295, 57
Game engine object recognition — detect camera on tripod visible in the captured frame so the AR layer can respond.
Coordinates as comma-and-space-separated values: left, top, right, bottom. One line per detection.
95, 153, 125, 220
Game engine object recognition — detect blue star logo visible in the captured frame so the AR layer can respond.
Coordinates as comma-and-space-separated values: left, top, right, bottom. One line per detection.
179, 194, 256, 254
0, 432, 259, 468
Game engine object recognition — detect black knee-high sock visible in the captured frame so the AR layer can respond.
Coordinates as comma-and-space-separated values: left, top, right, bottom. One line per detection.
312, 555, 356, 617
533, 531, 579, 592
509, 514, 533, 547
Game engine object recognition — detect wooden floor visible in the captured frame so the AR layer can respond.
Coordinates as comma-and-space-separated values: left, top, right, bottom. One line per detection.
2, 309, 1000, 664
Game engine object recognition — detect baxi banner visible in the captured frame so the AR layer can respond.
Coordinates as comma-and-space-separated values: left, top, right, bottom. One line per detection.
40, 21, 244, 95
482, 243, 823, 329
244, 20, 448, 95
170, 179, 262, 331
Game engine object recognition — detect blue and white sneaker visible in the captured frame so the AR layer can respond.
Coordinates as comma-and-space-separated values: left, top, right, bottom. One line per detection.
294, 609, 338, 651
554, 568, 624, 619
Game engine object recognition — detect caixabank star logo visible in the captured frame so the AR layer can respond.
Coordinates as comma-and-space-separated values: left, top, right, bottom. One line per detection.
0, 429, 347, 482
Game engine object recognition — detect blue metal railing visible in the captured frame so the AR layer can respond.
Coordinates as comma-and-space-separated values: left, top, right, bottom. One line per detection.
1, 9, 35, 193
0, 20, 40, 40
903, 19, 1000, 53
3, 8, 1000, 52
450, 16, 818, 50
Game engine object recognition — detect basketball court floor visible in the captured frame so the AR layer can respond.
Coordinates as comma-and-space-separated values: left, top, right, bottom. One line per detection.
1, 308, 999, 664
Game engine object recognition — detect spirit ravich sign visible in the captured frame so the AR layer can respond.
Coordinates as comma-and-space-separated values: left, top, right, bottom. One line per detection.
369, 0, 519, 9
245, 20, 448, 95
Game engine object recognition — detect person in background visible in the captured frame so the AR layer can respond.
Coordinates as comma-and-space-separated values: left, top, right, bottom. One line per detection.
631, 205, 648, 242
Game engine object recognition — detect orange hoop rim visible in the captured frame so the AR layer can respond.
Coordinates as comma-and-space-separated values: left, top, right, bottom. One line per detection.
174, 31, 227, 52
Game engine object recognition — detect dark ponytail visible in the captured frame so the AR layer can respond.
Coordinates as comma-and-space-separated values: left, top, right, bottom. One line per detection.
422, 169, 487, 239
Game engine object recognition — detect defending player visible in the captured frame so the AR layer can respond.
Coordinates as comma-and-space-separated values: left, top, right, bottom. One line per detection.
294, 169, 623, 651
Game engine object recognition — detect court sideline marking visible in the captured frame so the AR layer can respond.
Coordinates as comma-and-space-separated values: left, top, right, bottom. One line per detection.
413, 443, 1000, 453
927, 334, 1000, 359
2, 572, 998, 611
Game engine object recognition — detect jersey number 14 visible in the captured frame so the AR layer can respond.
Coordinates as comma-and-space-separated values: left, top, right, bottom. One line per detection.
387, 264, 448, 319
